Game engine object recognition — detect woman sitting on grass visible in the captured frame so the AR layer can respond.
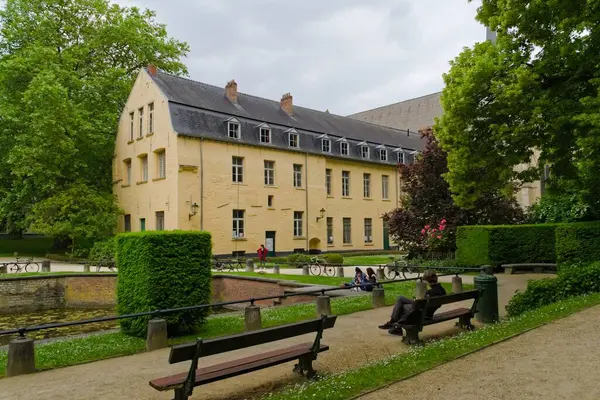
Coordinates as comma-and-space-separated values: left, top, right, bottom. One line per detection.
341, 267, 370, 292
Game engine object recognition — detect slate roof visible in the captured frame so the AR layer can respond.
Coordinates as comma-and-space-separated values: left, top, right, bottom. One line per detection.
348, 92, 443, 133
149, 70, 424, 166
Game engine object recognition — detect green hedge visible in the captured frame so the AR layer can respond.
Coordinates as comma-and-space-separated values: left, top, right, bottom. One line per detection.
456, 224, 557, 267
323, 253, 344, 265
89, 237, 116, 261
555, 222, 600, 265
0, 235, 55, 256
116, 231, 212, 337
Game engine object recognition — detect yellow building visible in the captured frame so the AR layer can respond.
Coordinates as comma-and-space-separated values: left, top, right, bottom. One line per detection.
113, 66, 423, 256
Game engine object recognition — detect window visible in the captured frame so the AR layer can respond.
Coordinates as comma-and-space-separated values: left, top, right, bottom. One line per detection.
380, 148, 387, 162
340, 141, 349, 156
289, 131, 299, 148
138, 107, 144, 138
232, 156, 244, 183
140, 155, 148, 182
382, 175, 389, 200
129, 112, 134, 141
343, 218, 352, 244
268, 195, 274, 208
124, 159, 132, 185
260, 127, 271, 144
264, 161, 275, 185
322, 139, 331, 153
228, 119, 240, 139
397, 151, 405, 164
325, 169, 332, 196
327, 217, 333, 244
361, 145, 370, 159
140, 218, 146, 232
157, 150, 166, 179
294, 211, 304, 237
156, 211, 165, 231
363, 173, 371, 198
148, 102, 154, 134
293, 164, 303, 188
124, 214, 131, 232
364, 218, 373, 243
342, 171, 350, 197
233, 210, 245, 238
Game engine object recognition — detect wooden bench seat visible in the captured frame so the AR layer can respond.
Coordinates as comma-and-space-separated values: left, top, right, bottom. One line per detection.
502, 263, 556, 274
150, 315, 337, 400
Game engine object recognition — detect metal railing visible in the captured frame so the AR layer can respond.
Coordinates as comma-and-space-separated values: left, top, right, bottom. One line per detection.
0, 266, 486, 338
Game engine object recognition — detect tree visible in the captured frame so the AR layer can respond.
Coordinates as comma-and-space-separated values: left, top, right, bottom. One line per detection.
436, 0, 600, 216
27, 183, 121, 253
0, 0, 189, 235
384, 131, 523, 255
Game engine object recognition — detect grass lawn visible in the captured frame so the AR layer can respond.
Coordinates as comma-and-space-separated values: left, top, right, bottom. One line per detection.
263, 292, 600, 400
343, 255, 397, 265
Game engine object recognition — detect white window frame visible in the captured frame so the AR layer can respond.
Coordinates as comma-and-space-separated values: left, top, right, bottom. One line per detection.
293, 164, 303, 188
360, 144, 370, 159
325, 168, 332, 196
264, 160, 275, 186
287, 129, 299, 148
140, 154, 148, 182
364, 218, 373, 243
138, 107, 144, 138
156, 150, 166, 179
342, 171, 350, 197
124, 159, 132, 185
363, 173, 371, 198
259, 124, 271, 144
232, 156, 244, 183
233, 209, 245, 238
227, 118, 241, 140
327, 217, 333, 244
379, 148, 387, 161
382, 175, 389, 200
293, 211, 304, 237
340, 140, 349, 156
156, 211, 165, 231
343, 218, 352, 244
148, 102, 154, 134
394, 148, 405, 164
129, 112, 134, 141
319, 135, 331, 153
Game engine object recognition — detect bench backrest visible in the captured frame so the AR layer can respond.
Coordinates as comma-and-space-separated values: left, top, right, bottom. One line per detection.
413, 289, 481, 310
169, 315, 337, 364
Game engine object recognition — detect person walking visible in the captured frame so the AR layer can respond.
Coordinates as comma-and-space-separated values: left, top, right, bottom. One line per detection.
257, 244, 267, 269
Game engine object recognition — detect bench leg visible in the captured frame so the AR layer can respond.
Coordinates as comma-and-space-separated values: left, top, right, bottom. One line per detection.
403, 328, 422, 345
458, 315, 475, 331
293, 354, 316, 379
173, 388, 189, 400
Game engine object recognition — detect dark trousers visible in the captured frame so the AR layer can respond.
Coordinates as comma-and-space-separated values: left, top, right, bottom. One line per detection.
390, 296, 415, 323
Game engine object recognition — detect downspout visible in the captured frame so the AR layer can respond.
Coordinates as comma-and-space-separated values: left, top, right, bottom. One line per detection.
200, 137, 204, 230
305, 152, 309, 252
395, 166, 400, 209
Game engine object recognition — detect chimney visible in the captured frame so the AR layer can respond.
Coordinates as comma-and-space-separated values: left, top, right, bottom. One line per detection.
147, 64, 157, 77
225, 80, 238, 103
418, 126, 433, 137
281, 93, 293, 115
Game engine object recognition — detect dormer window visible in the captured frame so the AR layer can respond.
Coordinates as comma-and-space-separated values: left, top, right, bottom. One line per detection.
338, 138, 349, 156
358, 141, 370, 159
394, 148, 405, 164
319, 134, 331, 153
227, 117, 241, 139
287, 129, 299, 148
258, 123, 271, 144
376, 145, 387, 162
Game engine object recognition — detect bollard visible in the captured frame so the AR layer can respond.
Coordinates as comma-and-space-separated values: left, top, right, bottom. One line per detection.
372, 287, 385, 308
41, 260, 51, 273
377, 267, 385, 281
146, 318, 168, 351
415, 280, 427, 299
244, 305, 262, 331
336, 267, 344, 278
482, 265, 494, 275
0, 265, 6, 274
474, 273, 499, 323
83, 264, 90, 273
302, 265, 310, 276
316, 295, 331, 317
245, 259, 254, 272
273, 264, 280, 274
452, 275, 463, 293
6, 337, 35, 377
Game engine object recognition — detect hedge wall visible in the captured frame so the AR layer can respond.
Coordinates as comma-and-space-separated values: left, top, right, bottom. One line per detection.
0, 235, 55, 256
555, 222, 600, 265
116, 231, 212, 337
456, 224, 558, 267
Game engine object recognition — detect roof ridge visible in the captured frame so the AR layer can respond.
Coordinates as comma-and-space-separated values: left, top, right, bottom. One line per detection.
348, 91, 443, 116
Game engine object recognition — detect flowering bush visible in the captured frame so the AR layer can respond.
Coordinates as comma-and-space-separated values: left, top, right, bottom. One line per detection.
421, 219, 451, 252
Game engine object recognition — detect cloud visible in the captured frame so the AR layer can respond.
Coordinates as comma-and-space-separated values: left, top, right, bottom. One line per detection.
114, 0, 484, 116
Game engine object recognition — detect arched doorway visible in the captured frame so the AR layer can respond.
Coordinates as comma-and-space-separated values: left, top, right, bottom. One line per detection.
308, 237, 322, 254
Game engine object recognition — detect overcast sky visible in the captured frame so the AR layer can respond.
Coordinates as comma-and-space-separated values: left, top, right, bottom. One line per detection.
115, 0, 485, 115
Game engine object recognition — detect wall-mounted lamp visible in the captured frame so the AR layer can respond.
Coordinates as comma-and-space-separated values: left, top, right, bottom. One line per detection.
316, 208, 326, 222
189, 202, 199, 220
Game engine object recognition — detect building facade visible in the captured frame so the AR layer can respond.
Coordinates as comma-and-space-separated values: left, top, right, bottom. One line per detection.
113, 67, 423, 256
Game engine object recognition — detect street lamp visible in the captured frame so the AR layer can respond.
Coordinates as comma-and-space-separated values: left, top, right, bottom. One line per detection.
189, 202, 199, 220
316, 208, 326, 222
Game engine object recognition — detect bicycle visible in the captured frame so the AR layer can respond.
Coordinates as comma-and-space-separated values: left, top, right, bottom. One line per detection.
10, 257, 40, 273
307, 256, 334, 276
384, 257, 421, 280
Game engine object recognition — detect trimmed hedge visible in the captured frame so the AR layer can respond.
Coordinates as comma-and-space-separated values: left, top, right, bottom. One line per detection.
323, 253, 344, 265
0, 235, 55, 256
456, 224, 557, 267
555, 222, 600, 265
116, 231, 212, 337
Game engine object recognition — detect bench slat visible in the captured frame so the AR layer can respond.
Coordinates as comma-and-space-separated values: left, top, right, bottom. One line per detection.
416, 289, 480, 309
151, 343, 329, 391
402, 308, 471, 329
169, 316, 337, 364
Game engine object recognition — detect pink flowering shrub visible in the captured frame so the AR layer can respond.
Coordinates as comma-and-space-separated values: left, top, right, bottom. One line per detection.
421, 219, 451, 252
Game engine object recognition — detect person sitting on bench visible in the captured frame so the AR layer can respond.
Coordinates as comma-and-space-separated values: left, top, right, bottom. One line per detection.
378, 270, 446, 336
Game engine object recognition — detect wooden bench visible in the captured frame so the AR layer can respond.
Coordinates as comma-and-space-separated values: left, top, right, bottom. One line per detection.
149, 315, 337, 400
398, 289, 481, 345
502, 263, 556, 274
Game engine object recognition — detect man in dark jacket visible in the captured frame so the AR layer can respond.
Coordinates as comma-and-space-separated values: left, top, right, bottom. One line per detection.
378, 270, 446, 336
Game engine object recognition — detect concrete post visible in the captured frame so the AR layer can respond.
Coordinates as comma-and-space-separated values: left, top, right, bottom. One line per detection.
316, 295, 331, 317
41, 261, 51, 273
6, 337, 35, 377
336, 267, 344, 278
452, 275, 463, 293
146, 319, 168, 351
244, 305, 262, 331
302, 265, 310, 276
0, 265, 7, 274
245, 259, 254, 272
273, 264, 280, 274
372, 287, 386, 308
415, 280, 427, 299
377, 267, 385, 281
83, 264, 91, 273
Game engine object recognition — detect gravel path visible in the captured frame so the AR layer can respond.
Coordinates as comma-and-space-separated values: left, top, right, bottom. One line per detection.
359, 304, 600, 400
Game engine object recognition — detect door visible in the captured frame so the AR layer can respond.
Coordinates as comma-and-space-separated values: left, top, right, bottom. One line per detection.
383, 221, 390, 250
265, 231, 276, 257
